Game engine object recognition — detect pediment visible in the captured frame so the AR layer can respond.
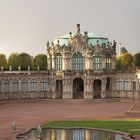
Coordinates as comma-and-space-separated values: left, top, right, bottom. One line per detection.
68, 33, 87, 52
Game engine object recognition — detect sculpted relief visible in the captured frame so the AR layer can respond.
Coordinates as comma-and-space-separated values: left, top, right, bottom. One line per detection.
69, 34, 87, 52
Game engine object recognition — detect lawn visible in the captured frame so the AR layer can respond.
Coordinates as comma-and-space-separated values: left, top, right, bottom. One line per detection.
44, 120, 140, 135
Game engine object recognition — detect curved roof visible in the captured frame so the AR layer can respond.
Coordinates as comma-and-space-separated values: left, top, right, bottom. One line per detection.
54, 32, 109, 47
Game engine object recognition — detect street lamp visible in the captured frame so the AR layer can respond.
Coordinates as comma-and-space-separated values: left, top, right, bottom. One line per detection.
37, 124, 42, 140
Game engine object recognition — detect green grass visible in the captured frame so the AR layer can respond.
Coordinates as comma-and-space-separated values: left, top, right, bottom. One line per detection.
43, 120, 140, 135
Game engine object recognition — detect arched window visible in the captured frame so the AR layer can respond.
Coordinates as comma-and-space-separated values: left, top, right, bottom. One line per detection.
30, 79, 37, 92
2, 80, 10, 93
54, 53, 63, 70
40, 79, 48, 92
92, 53, 102, 70
12, 80, 19, 93
21, 79, 28, 92
106, 54, 112, 69
72, 52, 84, 70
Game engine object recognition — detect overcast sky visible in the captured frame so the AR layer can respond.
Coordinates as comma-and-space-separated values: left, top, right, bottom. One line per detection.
0, 0, 140, 57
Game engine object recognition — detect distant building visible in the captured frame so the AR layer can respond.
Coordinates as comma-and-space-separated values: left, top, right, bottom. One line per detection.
0, 24, 140, 100
118, 43, 128, 55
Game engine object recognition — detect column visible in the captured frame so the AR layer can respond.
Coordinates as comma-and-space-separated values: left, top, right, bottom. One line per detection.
84, 79, 93, 99
52, 55, 55, 70
101, 78, 107, 98
37, 80, 40, 99
62, 79, 72, 99
18, 80, 21, 99
85, 56, 90, 70
47, 55, 52, 70
52, 80, 56, 99
112, 57, 116, 69
102, 56, 106, 69
9, 80, 12, 99
63, 56, 66, 70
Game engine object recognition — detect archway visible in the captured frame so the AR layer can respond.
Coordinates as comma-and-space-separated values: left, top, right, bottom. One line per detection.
106, 77, 111, 91
73, 78, 84, 99
93, 79, 101, 98
56, 80, 63, 98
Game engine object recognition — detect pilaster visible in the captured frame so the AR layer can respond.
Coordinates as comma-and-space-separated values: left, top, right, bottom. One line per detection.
101, 78, 107, 98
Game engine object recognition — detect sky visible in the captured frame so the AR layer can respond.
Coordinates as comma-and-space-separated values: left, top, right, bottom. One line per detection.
0, 0, 140, 58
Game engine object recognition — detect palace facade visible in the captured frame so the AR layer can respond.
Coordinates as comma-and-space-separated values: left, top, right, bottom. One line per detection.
0, 24, 140, 100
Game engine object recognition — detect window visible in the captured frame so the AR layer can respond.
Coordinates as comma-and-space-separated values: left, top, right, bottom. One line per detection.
2, 80, 10, 93
116, 80, 122, 90
12, 80, 19, 93
21, 79, 28, 92
72, 52, 84, 70
124, 80, 130, 91
92, 53, 102, 70
55, 53, 63, 70
40, 79, 48, 92
106, 54, 112, 69
30, 79, 37, 92
132, 81, 136, 91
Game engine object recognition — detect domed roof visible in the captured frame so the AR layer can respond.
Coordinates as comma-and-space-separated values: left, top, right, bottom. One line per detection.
54, 32, 109, 47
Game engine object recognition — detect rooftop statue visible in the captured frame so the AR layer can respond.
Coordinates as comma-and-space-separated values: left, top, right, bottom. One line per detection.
76, 24, 80, 33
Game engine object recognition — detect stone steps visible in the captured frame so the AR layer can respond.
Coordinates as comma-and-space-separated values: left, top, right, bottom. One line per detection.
0, 98, 121, 104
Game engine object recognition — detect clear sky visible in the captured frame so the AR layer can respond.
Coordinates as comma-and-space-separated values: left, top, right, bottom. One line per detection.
0, 0, 140, 57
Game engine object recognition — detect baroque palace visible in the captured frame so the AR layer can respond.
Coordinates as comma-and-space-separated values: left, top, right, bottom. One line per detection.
0, 24, 140, 100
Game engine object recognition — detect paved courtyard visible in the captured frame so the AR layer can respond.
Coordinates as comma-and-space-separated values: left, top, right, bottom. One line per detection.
0, 99, 140, 140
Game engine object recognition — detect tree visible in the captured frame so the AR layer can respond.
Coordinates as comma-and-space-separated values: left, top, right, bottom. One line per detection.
17, 53, 32, 70
116, 52, 133, 69
116, 58, 122, 70
8, 53, 19, 70
33, 54, 47, 70
133, 52, 140, 67
0, 53, 7, 69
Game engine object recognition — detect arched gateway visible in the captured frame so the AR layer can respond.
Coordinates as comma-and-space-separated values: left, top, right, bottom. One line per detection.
93, 79, 101, 98
73, 78, 84, 99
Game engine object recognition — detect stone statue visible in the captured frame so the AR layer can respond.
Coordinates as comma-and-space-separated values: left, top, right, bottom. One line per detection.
9, 66, 12, 71
76, 24, 80, 33
1, 66, 3, 71
46, 41, 49, 48
18, 66, 21, 71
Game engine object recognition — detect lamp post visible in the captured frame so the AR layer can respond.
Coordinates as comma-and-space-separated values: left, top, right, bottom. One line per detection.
11, 121, 16, 140
37, 124, 42, 140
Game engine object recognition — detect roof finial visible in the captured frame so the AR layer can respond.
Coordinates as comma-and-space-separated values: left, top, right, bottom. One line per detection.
76, 24, 80, 33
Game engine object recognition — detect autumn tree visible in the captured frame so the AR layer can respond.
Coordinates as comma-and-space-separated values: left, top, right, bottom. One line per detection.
17, 53, 32, 70
116, 52, 133, 69
133, 52, 140, 67
8, 53, 19, 70
33, 54, 47, 70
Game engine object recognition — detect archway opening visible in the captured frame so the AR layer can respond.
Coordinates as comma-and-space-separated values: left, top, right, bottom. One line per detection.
73, 78, 84, 99
106, 77, 111, 91
56, 80, 63, 98
93, 79, 101, 98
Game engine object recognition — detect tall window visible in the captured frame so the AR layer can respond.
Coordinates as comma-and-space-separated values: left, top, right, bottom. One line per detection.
106, 54, 112, 69
124, 80, 130, 91
55, 53, 63, 70
2, 80, 10, 93
116, 79, 122, 90
40, 79, 48, 92
21, 79, 28, 92
12, 80, 19, 93
30, 79, 37, 92
92, 53, 102, 70
72, 52, 84, 70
